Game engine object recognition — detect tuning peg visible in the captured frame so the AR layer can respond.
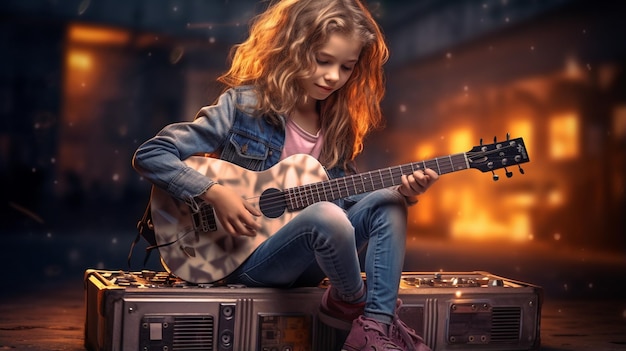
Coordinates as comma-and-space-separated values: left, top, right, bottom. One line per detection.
491, 171, 499, 181
493, 136, 497, 143
518, 165, 525, 174
506, 132, 510, 141
505, 167, 513, 178
480, 138, 483, 146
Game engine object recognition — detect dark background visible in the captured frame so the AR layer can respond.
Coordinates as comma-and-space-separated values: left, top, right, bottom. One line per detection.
0, 0, 624, 302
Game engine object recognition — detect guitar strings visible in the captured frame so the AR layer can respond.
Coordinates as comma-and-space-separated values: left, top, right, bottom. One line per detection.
246, 143, 522, 215
250, 143, 519, 214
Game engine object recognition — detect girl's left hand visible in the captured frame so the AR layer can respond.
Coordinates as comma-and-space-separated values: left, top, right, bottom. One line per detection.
398, 168, 439, 199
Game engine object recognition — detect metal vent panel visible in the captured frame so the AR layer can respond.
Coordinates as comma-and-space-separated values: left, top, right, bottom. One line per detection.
491, 306, 521, 343
140, 315, 214, 351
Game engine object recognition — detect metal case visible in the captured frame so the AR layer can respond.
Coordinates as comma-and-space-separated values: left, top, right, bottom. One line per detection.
84, 269, 542, 351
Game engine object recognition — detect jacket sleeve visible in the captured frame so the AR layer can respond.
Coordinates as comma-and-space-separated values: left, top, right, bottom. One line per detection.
132, 89, 238, 203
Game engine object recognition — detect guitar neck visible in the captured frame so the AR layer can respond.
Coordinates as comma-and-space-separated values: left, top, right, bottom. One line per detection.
285, 152, 468, 211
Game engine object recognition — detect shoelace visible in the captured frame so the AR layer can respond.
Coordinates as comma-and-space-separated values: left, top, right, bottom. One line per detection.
391, 299, 430, 351
389, 316, 418, 351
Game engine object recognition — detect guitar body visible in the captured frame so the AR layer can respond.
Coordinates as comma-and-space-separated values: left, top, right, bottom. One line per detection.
150, 154, 330, 283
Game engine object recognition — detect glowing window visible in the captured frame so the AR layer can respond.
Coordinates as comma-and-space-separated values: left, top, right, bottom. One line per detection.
509, 119, 533, 152
68, 24, 129, 45
67, 50, 92, 71
549, 113, 579, 160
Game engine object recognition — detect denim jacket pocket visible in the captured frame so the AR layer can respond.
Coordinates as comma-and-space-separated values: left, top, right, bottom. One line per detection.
221, 132, 269, 170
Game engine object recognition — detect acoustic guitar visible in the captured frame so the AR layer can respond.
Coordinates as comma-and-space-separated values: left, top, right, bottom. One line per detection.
150, 136, 529, 283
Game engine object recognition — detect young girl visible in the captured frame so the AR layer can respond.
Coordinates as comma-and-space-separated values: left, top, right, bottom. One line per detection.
133, 0, 437, 350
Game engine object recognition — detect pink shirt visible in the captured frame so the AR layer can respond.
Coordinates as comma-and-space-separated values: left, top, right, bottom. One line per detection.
280, 118, 324, 160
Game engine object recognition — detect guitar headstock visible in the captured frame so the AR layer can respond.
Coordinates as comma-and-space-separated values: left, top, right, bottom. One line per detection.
467, 135, 529, 180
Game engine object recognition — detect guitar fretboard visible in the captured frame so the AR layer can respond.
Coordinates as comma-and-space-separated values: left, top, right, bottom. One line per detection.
285, 153, 469, 211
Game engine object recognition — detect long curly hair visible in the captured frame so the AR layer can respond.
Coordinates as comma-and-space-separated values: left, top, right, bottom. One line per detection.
218, 0, 389, 170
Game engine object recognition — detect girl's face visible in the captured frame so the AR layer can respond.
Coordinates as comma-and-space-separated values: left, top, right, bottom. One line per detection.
300, 33, 362, 101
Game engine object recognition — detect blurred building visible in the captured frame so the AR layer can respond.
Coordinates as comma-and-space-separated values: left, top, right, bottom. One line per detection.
0, 0, 624, 253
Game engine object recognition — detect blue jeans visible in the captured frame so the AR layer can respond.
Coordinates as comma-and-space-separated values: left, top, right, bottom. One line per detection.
224, 188, 408, 323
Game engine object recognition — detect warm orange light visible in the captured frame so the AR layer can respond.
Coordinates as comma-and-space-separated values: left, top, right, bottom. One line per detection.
547, 189, 563, 207
68, 24, 130, 45
509, 214, 531, 241
613, 105, 626, 139
449, 128, 473, 155
64, 48, 97, 95
451, 210, 531, 242
411, 197, 434, 225
67, 50, 92, 71
506, 193, 536, 207
549, 113, 579, 160
415, 142, 434, 160
448, 187, 531, 242
565, 56, 583, 80
508, 119, 533, 152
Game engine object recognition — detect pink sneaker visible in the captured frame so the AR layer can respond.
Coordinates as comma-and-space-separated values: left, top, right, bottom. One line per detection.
342, 315, 403, 351
319, 286, 365, 330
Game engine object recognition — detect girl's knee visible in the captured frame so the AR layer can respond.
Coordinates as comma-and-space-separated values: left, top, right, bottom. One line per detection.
307, 202, 354, 242
313, 202, 352, 232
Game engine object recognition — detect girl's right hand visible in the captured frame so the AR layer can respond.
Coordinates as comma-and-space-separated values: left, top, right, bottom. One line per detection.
201, 184, 261, 237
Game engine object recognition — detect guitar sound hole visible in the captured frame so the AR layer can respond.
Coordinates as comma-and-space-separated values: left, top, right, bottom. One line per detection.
259, 188, 287, 218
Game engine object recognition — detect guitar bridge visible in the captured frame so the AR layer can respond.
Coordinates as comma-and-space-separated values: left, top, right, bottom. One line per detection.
191, 202, 218, 233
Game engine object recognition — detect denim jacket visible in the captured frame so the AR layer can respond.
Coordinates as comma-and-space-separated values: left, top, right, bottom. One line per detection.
133, 85, 354, 208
